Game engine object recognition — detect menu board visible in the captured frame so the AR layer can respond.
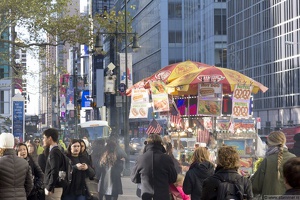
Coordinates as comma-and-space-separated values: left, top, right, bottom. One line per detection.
129, 89, 149, 119
232, 85, 252, 118
197, 83, 222, 116
150, 81, 169, 112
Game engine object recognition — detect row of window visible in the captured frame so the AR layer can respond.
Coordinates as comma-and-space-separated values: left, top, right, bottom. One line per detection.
254, 94, 300, 110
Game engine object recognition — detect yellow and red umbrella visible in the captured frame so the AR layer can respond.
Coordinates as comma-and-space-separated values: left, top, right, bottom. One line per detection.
167, 66, 268, 95
126, 61, 211, 95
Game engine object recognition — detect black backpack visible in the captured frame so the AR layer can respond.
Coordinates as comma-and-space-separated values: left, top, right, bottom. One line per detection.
57, 149, 73, 187
214, 174, 245, 200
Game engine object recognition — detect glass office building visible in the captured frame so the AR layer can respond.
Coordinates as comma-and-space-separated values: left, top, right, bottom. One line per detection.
227, 0, 300, 130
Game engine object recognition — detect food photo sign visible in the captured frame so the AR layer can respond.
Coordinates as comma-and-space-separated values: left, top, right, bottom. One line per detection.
150, 81, 170, 112
197, 83, 222, 116
232, 85, 252, 118
129, 89, 149, 118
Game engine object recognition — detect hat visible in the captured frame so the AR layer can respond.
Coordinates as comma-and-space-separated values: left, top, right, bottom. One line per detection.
0, 133, 15, 149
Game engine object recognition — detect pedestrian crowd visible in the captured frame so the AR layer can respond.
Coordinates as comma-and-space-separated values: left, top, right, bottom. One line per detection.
0, 129, 300, 200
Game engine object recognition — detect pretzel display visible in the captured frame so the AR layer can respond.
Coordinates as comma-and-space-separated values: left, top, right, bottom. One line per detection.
234, 89, 243, 99
233, 106, 240, 116
241, 90, 251, 100
234, 88, 251, 100
233, 106, 248, 117
240, 107, 249, 116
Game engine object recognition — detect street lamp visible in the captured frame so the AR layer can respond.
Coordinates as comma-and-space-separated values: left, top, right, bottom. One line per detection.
96, 6, 140, 175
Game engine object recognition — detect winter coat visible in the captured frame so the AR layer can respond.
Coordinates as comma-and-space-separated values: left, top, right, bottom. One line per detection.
183, 161, 214, 200
131, 143, 178, 200
201, 168, 253, 200
251, 149, 295, 197
44, 146, 64, 192
62, 154, 95, 197
98, 159, 124, 196
27, 156, 44, 200
290, 141, 300, 157
0, 149, 33, 200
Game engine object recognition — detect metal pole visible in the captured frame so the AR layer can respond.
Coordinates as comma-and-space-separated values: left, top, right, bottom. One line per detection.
115, 23, 120, 136
73, 47, 78, 138
123, 0, 131, 176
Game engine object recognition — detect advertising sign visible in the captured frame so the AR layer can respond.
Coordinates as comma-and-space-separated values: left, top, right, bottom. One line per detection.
129, 89, 149, 119
119, 53, 133, 88
12, 94, 25, 142
232, 85, 252, 118
150, 81, 169, 112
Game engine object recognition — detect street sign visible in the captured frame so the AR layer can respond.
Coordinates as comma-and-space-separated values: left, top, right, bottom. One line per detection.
118, 83, 127, 93
116, 96, 123, 107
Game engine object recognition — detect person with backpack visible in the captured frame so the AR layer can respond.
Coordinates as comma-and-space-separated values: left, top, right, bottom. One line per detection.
62, 139, 95, 200
251, 131, 295, 198
43, 128, 66, 200
183, 147, 215, 200
201, 145, 253, 200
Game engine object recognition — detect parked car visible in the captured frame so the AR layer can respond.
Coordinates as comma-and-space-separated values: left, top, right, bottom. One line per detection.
129, 138, 144, 155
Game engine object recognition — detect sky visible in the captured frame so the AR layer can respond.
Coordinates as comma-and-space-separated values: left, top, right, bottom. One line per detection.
25, 54, 39, 115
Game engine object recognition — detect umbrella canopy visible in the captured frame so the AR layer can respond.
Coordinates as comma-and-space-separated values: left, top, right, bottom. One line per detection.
167, 66, 268, 95
126, 61, 211, 95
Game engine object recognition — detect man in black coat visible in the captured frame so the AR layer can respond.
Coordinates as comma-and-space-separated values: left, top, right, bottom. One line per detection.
131, 133, 177, 200
43, 128, 64, 200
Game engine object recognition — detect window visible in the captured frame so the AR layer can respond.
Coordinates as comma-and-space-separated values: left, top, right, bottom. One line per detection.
0, 90, 10, 114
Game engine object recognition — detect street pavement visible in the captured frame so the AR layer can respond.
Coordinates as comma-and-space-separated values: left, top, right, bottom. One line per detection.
119, 176, 140, 200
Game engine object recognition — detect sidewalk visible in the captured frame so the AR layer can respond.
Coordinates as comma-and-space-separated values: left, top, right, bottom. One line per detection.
119, 176, 140, 200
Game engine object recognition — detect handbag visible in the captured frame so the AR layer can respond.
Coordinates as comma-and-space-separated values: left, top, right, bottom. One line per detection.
136, 184, 141, 197
169, 184, 183, 200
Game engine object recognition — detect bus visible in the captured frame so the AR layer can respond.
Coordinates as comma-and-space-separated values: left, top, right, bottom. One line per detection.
78, 120, 111, 140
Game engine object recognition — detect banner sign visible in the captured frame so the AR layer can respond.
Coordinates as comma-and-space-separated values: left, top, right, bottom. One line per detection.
150, 81, 169, 112
12, 94, 25, 142
119, 53, 133, 88
232, 85, 252, 118
129, 89, 149, 118
197, 83, 222, 116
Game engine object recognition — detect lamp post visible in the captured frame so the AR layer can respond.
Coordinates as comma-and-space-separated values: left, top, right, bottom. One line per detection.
96, 6, 140, 175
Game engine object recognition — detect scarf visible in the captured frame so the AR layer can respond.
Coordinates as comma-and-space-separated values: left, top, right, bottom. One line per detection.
266, 145, 287, 156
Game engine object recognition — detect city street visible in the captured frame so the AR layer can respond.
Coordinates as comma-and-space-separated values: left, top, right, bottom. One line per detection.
119, 153, 140, 200
119, 176, 140, 200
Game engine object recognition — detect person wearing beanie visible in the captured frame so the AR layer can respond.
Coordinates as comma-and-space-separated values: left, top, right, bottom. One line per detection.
0, 133, 33, 200
251, 131, 296, 198
289, 133, 300, 157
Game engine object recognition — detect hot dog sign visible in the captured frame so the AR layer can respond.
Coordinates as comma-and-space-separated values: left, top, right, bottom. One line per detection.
129, 89, 149, 119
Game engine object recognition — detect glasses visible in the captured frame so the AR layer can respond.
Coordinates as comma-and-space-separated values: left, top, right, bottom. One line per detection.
34, 141, 40, 144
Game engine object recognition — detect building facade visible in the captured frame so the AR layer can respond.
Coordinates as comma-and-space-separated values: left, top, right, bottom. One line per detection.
227, 0, 300, 132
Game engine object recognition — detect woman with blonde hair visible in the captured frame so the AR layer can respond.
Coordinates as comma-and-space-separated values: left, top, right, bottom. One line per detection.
183, 147, 214, 200
251, 131, 295, 197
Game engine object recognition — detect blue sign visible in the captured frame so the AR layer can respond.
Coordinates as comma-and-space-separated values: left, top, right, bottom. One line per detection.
13, 101, 24, 142
81, 90, 92, 107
